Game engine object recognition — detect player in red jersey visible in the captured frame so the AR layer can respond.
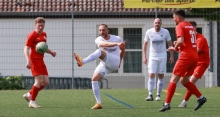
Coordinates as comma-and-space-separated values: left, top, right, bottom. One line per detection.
159, 10, 207, 112
178, 21, 210, 108
23, 17, 56, 108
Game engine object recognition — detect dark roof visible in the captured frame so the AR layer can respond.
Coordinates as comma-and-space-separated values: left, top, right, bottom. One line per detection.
0, 0, 72, 12
0, 0, 195, 18
0, 0, 190, 13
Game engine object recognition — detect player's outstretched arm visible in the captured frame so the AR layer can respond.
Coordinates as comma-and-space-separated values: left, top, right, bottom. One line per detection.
46, 49, 56, 57
99, 42, 120, 47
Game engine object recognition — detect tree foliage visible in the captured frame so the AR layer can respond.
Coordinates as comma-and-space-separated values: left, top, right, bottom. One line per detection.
189, 8, 220, 21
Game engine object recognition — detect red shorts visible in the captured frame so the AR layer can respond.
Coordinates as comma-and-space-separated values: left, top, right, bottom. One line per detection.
192, 63, 209, 79
173, 58, 198, 77
30, 59, 48, 76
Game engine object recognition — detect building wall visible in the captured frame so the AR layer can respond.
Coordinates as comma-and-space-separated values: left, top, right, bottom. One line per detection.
0, 18, 215, 88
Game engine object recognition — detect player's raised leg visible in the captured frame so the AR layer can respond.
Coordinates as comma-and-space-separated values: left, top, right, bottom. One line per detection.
74, 53, 83, 67
74, 49, 102, 67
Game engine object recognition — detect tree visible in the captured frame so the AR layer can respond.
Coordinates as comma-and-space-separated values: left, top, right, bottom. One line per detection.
189, 8, 220, 21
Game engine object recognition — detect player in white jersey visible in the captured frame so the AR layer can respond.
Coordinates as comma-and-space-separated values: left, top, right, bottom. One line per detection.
143, 18, 174, 101
74, 24, 125, 109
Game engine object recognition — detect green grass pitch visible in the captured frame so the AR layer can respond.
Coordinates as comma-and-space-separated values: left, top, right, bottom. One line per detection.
0, 88, 219, 117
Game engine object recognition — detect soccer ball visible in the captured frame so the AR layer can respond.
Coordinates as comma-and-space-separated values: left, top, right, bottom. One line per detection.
36, 42, 48, 54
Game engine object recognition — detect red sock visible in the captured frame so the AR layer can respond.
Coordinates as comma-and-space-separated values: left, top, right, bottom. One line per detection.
39, 85, 45, 91
30, 86, 39, 101
165, 82, 176, 104
29, 85, 44, 95
183, 81, 201, 98
29, 89, 32, 95
184, 90, 192, 101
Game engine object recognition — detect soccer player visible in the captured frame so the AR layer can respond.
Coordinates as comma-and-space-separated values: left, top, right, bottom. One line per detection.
23, 17, 56, 108
74, 24, 125, 109
143, 18, 174, 101
159, 10, 207, 112
178, 21, 210, 108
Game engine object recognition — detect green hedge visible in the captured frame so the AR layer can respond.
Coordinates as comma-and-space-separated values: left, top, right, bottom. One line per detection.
0, 75, 26, 90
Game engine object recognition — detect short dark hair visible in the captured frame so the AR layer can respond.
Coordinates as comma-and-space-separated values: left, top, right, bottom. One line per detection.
155, 18, 162, 22
173, 10, 185, 18
188, 21, 197, 27
99, 24, 108, 28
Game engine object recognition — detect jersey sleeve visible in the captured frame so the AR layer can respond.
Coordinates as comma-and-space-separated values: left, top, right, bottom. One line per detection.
95, 37, 102, 47
144, 30, 150, 42
196, 36, 205, 51
175, 24, 184, 38
25, 32, 35, 47
118, 36, 123, 42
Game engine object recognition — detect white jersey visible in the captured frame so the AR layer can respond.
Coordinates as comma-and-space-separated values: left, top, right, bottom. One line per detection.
95, 34, 122, 57
144, 28, 171, 58
94, 34, 122, 77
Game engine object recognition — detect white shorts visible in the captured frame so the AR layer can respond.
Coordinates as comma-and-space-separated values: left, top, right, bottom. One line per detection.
148, 57, 167, 74
94, 53, 120, 78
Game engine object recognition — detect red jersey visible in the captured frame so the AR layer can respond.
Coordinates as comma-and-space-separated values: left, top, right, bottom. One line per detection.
196, 33, 210, 66
175, 22, 198, 60
25, 31, 47, 59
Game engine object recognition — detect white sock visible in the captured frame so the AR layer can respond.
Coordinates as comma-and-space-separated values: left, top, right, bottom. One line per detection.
156, 78, 164, 96
148, 78, 155, 95
82, 49, 101, 64
183, 100, 187, 103
92, 81, 101, 104
30, 100, 36, 104
164, 102, 169, 105
26, 92, 31, 97
199, 96, 204, 99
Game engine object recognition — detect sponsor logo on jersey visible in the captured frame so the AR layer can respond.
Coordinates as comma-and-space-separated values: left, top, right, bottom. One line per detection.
104, 48, 116, 53
184, 26, 193, 28
152, 40, 163, 45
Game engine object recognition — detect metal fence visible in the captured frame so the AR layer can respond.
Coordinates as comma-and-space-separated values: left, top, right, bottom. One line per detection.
0, 0, 219, 88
